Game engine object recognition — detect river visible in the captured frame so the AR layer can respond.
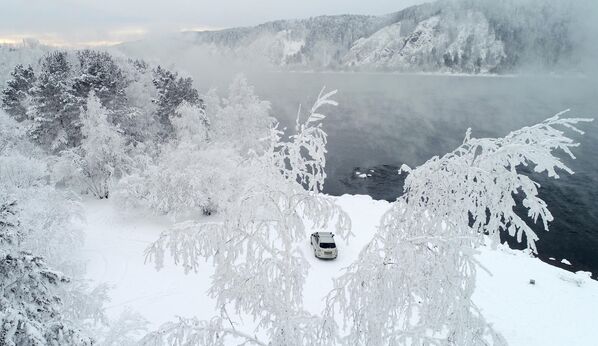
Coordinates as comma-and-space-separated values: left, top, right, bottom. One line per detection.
246, 72, 598, 278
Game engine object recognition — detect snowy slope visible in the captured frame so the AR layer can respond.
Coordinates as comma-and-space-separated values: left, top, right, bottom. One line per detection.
341, 22, 405, 67
81, 195, 598, 345
82, 199, 216, 328
344, 11, 506, 73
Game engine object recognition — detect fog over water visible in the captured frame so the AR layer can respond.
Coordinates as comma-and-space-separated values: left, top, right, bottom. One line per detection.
2, 1, 598, 344
244, 72, 598, 278
105, 0, 598, 277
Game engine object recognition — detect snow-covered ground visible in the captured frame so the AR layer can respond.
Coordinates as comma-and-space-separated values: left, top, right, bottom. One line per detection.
80, 195, 598, 345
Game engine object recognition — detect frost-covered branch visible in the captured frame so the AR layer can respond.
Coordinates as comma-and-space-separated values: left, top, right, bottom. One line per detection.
278, 87, 337, 193
54, 92, 130, 199
115, 76, 272, 217
323, 112, 592, 345
140, 316, 267, 346
143, 88, 351, 346
0, 199, 93, 346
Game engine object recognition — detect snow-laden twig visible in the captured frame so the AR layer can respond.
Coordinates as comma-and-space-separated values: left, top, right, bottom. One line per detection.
322, 112, 592, 345
143, 88, 350, 346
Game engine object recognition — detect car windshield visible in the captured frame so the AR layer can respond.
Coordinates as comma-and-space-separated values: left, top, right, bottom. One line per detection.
320, 242, 336, 249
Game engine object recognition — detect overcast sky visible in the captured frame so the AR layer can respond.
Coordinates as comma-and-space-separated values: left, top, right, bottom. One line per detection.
1, 0, 425, 47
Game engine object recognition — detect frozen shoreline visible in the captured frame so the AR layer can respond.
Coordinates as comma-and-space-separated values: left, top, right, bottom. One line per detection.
81, 194, 598, 345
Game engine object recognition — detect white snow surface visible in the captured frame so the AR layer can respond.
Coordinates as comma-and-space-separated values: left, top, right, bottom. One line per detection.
81, 194, 598, 345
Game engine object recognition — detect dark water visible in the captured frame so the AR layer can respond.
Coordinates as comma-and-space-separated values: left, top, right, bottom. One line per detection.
246, 72, 598, 279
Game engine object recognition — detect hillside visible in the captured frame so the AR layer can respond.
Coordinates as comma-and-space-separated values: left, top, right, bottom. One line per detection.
118, 0, 583, 74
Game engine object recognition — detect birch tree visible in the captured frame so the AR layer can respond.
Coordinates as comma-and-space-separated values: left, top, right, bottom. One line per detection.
141, 88, 351, 346
321, 111, 592, 345
55, 92, 129, 199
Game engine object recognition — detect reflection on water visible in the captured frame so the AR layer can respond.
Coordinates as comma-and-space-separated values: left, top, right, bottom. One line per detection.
247, 72, 598, 279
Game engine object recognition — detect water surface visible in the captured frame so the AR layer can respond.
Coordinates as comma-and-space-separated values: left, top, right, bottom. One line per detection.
248, 72, 598, 278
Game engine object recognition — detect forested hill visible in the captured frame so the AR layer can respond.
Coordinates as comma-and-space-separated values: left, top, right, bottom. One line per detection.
119, 0, 587, 74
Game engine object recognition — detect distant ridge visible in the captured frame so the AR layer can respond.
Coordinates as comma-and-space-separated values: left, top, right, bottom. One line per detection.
119, 0, 584, 74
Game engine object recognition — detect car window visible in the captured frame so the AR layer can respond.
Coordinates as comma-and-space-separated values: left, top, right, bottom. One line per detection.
320, 242, 336, 249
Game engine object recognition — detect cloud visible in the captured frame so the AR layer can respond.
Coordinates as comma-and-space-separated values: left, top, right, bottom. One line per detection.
0, 0, 423, 47
0, 29, 147, 48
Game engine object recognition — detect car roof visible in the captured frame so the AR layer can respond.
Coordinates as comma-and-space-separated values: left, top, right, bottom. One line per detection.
314, 231, 334, 236
315, 232, 335, 242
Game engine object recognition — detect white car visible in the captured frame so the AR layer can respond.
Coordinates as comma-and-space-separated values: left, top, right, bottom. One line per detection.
310, 232, 337, 259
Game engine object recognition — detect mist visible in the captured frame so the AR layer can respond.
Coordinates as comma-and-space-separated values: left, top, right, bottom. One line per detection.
2, 1, 598, 345
111, 0, 598, 281
107, 0, 598, 80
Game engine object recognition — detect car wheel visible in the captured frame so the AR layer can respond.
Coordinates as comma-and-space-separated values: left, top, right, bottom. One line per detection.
313, 248, 317, 258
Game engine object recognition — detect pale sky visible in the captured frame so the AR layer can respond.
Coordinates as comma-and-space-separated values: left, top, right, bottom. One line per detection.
1, 0, 426, 47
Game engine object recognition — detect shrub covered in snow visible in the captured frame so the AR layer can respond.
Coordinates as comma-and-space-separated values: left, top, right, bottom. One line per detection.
54, 92, 130, 199
115, 76, 274, 216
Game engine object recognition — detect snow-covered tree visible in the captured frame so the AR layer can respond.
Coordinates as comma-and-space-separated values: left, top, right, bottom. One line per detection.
321, 111, 592, 345
2, 50, 204, 151
93, 309, 148, 346
0, 110, 33, 156
116, 146, 242, 217
121, 60, 160, 143
1, 64, 35, 122
0, 110, 143, 345
30, 51, 79, 151
0, 162, 143, 346
72, 50, 128, 113
207, 75, 275, 153
55, 92, 129, 199
0, 195, 92, 346
0, 120, 86, 274
0, 252, 93, 346
172, 101, 211, 144
0, 40, 48, 87
141, 88, 351, 346
114, 93, 217, 216
115, 77, 271, 217
152, 66, 203, 139
59, 285, 148, 346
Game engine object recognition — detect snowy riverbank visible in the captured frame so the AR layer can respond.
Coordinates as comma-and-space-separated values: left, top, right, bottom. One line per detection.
80, 195, 598, 345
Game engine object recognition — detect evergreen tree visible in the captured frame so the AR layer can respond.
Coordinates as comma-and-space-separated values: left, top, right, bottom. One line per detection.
1, 64, 35, 122
152, 66, 202, 139
1, 50, 203, 149
0, 200, 92, 346
30, 51, 79, 151
72, 50, 129, 122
